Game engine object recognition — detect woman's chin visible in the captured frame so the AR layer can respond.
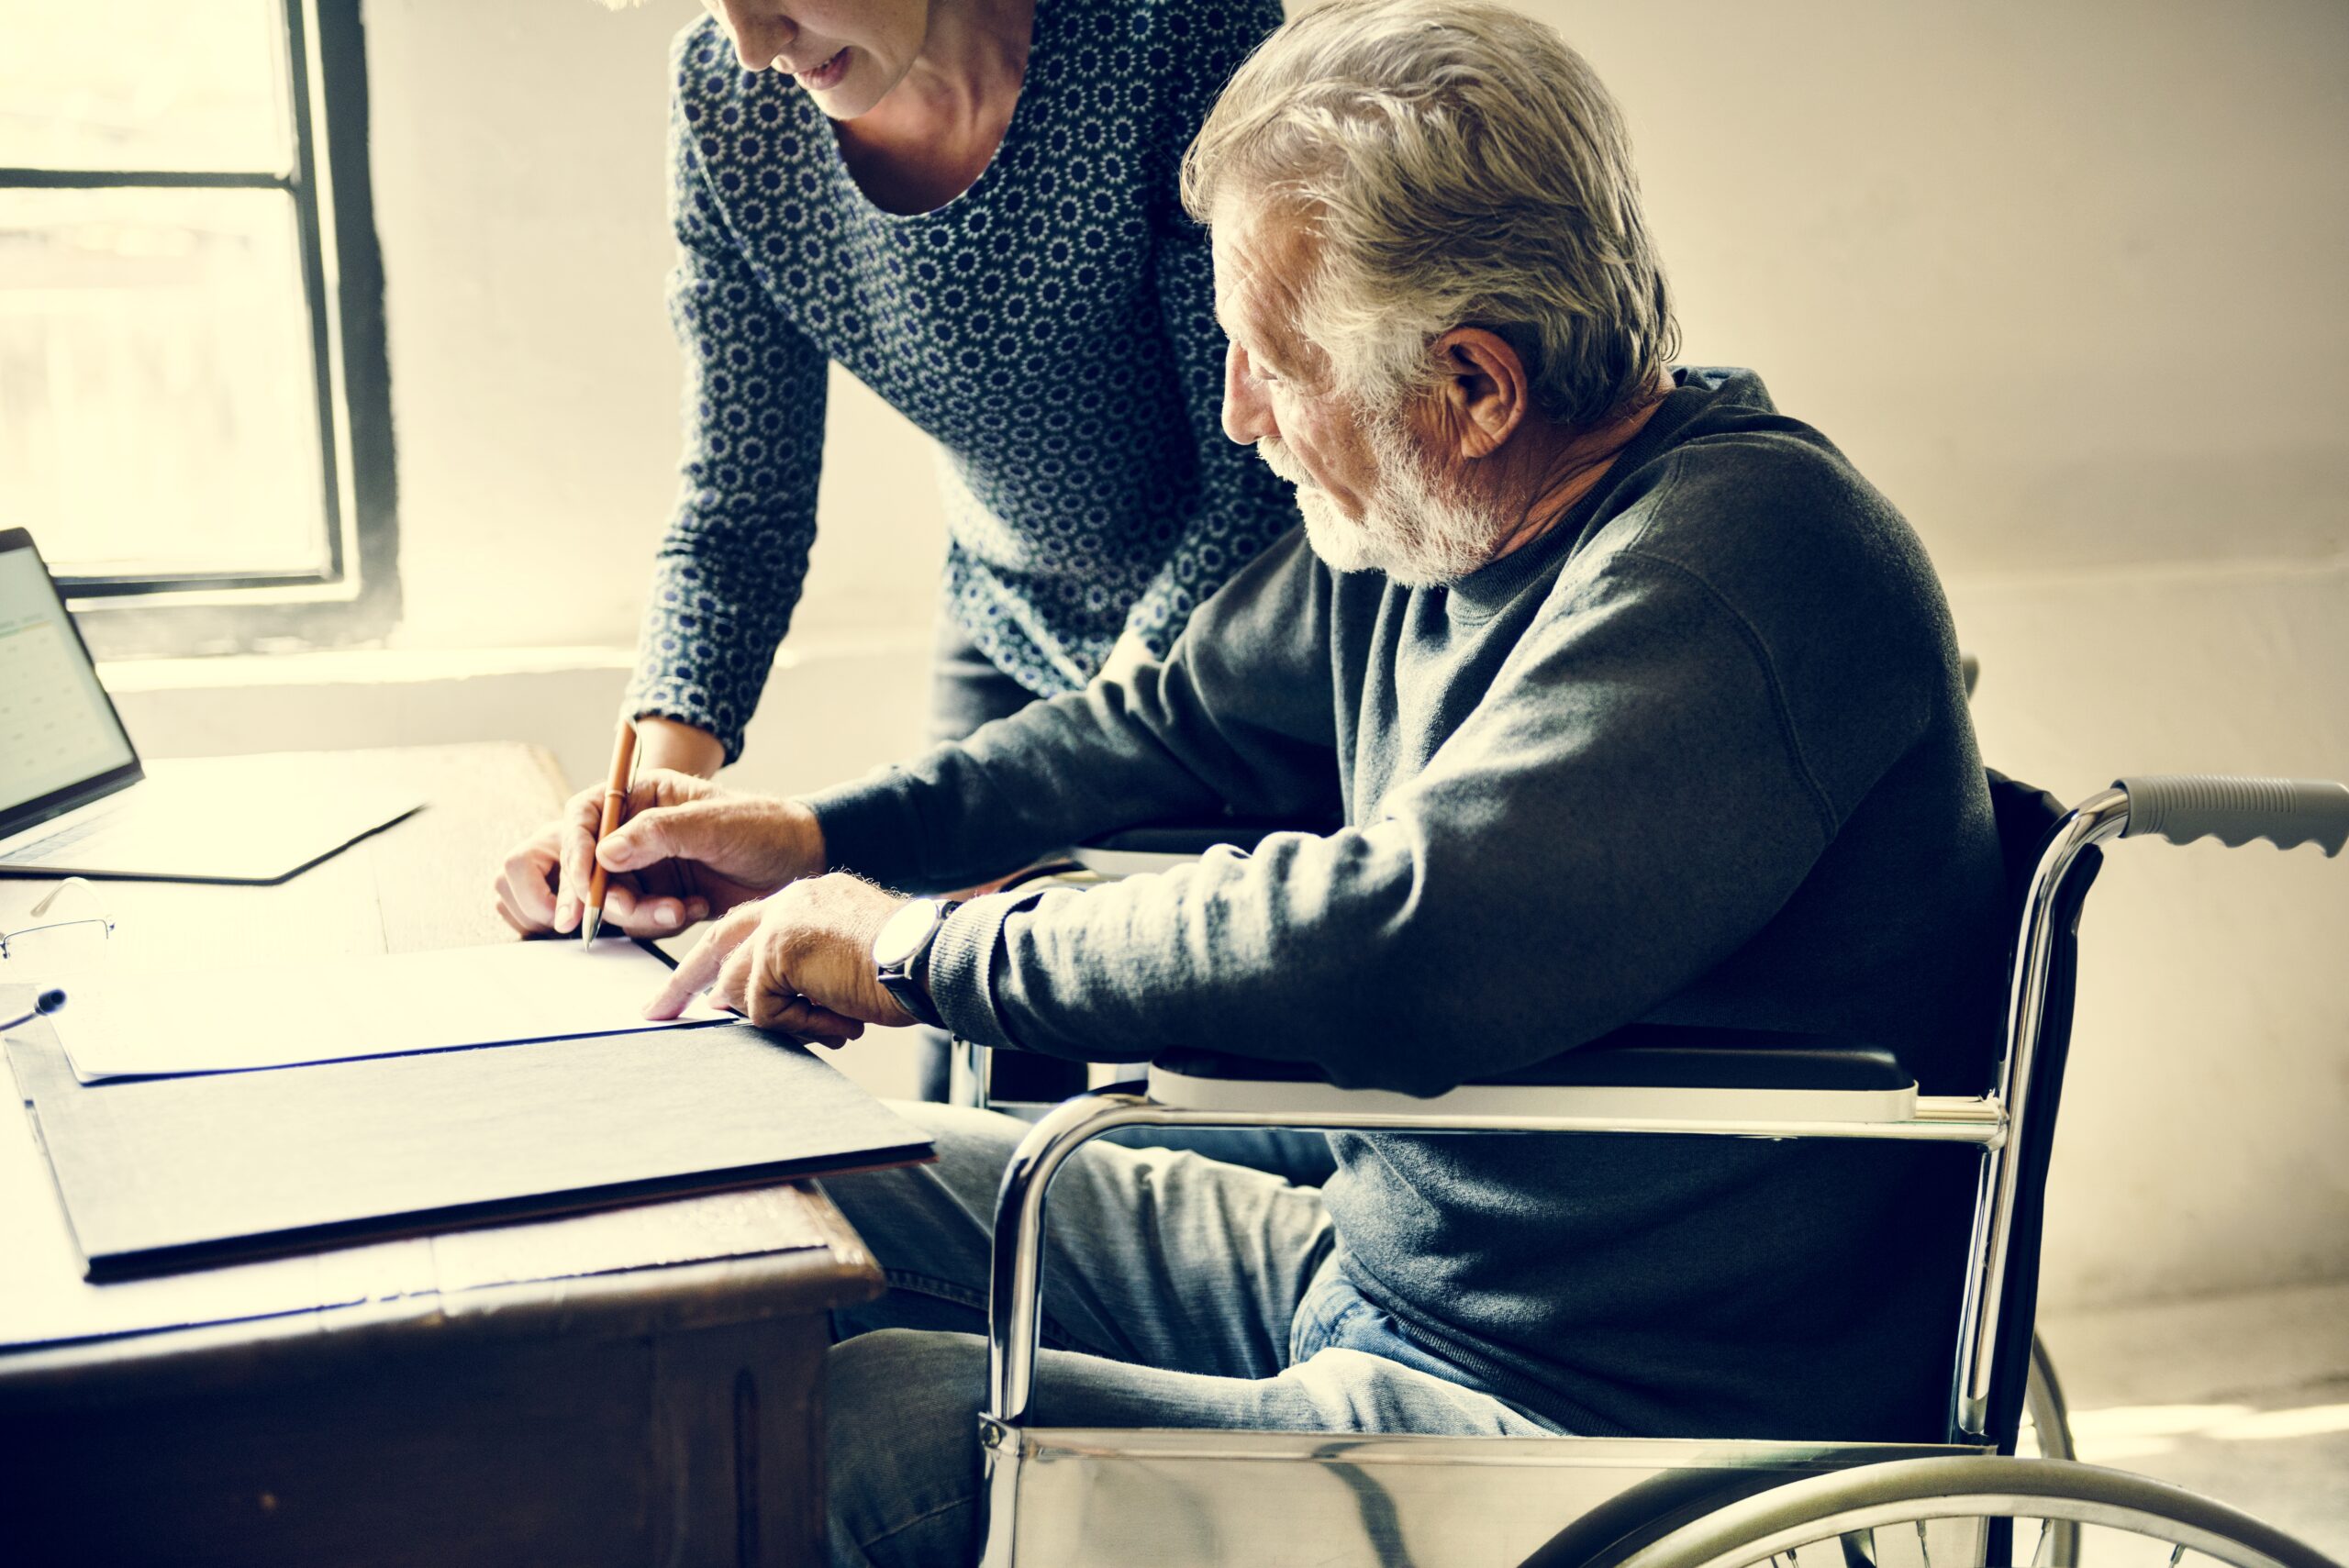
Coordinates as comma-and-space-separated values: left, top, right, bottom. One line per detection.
798, 48, 901, 119
805, 76, 890, 122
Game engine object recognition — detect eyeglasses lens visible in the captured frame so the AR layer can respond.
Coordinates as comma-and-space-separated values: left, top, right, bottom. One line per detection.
0, 918, 113, 979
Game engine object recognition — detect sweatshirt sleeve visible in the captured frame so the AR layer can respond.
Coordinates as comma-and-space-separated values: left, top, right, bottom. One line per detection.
802, 527, 1341, 892
922, 550, 1850, 1096
624, 31, 829, 763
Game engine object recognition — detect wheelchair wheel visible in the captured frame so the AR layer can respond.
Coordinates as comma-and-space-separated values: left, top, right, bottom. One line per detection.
2016, 1335, 2080, 1565
1605, 1457, 2335, 1568
2021, 1333, 2076, 1462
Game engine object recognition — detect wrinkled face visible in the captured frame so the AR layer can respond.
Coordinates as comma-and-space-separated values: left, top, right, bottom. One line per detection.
1210, 198, 1501, 587
700, 1, 931, 119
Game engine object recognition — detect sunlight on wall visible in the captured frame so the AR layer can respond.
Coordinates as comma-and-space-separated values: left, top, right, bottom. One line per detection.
2071, 1401, 2349, 1463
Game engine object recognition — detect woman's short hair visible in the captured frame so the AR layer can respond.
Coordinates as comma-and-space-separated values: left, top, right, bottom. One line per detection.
1182, 0, 1678, 426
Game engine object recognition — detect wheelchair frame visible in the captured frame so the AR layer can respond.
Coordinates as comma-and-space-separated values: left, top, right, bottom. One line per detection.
956, 775, 2348, 1568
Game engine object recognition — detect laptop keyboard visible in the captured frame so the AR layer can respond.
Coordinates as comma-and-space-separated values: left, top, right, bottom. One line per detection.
4, 813, 117, 863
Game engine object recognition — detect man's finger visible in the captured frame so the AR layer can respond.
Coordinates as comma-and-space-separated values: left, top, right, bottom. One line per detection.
626, 768, 707, 817
709, 941, 755, 1018
746, 978, 859, 1043
645, 904, 759, 1018
598, 802, 718, 874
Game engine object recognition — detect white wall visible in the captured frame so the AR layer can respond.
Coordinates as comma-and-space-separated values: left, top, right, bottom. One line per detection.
1522, 0, 2349, 1307
362, 0, 946, 665
117, 0, 2348, 1307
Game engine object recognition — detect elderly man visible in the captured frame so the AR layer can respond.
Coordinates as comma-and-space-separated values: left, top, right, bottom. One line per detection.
596, 2, 2007, 1561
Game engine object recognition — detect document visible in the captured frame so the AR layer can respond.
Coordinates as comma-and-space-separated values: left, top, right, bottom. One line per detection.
50, 940, 728, 1084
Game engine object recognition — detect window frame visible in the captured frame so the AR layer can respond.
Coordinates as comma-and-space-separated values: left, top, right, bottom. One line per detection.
0, 0, 398, 657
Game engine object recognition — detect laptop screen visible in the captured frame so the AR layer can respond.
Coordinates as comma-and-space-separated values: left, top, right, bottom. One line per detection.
0, 532, 139, 830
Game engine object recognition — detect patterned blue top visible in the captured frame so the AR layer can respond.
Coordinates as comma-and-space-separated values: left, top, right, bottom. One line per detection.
626, 0, 1296, 761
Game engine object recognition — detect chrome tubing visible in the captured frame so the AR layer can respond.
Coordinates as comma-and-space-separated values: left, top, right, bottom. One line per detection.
949, 1035, 990, 1109
1128, 1101, 2004, 1143
985, 1092, 2005, 1430
986, 1092, 1175, 1427
1951, 787, 2131, 1439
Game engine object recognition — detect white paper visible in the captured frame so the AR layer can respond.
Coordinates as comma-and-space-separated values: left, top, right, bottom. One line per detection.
52, 940, 725, 1083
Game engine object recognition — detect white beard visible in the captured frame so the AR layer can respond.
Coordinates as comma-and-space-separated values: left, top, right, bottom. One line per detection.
1257, 417, 1499, 589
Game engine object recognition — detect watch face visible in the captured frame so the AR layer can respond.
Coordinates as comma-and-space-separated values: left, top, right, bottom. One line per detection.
874, 898, 941, 972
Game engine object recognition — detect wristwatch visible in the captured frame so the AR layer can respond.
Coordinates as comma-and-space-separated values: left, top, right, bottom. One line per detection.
873, 897, 960, 1030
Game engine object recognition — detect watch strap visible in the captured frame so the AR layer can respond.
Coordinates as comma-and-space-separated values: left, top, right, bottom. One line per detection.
876, 898, 959, 1030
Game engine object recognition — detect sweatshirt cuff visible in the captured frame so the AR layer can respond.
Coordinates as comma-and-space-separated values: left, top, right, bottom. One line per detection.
798, 772, 928, 881
922, 889, 1044, 1053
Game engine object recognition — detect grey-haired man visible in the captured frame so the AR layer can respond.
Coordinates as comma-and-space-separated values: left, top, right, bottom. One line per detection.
598, 4, 2008, 1562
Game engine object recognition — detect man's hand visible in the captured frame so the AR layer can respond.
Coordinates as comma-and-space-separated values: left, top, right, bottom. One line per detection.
491, 771, 824, 939
643, 873, 919, 1044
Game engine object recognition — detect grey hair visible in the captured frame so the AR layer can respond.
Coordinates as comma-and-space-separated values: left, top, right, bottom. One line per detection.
1182, 0, 1677, 426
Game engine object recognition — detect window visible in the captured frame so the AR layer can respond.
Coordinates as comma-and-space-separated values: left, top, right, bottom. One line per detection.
0, 0, 395, 657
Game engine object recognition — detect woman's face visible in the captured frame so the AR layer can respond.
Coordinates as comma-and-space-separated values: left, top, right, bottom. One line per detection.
700, 1, 932, 119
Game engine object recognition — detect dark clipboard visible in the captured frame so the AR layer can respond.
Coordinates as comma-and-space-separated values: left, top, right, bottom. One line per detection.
3, 1009, 931, 1280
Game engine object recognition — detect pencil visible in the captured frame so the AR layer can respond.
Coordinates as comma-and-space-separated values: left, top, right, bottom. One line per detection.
580, 717, 640, 945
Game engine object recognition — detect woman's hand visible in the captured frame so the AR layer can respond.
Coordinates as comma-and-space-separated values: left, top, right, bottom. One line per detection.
642, 873, 918, 1043
491, 770, 825, 939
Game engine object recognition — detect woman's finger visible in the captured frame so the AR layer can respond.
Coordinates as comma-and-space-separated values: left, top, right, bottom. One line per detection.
497, 828, 562, 930
613, 886, 697, 935
605, 876, 677, 936
554, 794, 602, 933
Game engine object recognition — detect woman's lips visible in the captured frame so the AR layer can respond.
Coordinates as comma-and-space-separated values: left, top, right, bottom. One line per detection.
796, 47, 850, 90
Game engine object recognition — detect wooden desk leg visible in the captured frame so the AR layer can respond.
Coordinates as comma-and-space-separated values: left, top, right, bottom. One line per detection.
652, 1315, 831, 1568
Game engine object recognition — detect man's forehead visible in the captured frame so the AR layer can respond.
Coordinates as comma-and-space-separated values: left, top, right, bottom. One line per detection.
1209, 199, 1309, 341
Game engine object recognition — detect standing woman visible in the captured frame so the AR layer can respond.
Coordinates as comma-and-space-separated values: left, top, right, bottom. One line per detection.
495, 0, 1297, 1097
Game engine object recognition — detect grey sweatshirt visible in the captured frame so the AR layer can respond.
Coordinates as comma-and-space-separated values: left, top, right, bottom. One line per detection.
806, 368, 2009, 1440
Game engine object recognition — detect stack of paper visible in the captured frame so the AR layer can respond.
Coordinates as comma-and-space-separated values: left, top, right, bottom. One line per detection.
50, 939, 725, 1084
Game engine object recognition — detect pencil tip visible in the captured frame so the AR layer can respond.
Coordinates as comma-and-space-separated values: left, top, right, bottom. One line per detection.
580, 909, 602, 945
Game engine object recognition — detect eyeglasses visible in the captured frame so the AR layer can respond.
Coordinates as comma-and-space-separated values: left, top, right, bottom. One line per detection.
0, 877, 116, 975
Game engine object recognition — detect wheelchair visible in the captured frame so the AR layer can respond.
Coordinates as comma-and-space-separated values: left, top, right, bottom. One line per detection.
941, 770, 2349, 1568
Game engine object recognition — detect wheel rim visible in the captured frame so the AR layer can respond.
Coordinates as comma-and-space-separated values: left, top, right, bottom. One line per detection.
1609, 1459, 2334, 1568
1697, 1495, 2288, 1568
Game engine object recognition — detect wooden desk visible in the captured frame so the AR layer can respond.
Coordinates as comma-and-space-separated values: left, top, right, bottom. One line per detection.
0, 745, 882, 1566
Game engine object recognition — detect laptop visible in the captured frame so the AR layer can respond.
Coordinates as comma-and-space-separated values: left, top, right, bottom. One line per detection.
0, 529, 423, 884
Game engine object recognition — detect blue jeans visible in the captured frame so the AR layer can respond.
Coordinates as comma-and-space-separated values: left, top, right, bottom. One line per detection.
818, 1102, 1562, 1568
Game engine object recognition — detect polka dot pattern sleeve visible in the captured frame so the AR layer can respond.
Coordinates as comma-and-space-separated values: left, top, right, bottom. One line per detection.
624, 42, 829, 763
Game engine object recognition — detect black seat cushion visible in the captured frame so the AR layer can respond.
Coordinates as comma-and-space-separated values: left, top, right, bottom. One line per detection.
1083, 817, 1340, 858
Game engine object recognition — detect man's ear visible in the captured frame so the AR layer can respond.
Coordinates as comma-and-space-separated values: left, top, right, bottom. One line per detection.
1430, 328, 1531, 460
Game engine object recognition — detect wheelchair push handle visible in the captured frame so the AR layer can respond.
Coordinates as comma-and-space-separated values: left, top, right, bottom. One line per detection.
2115, 775, 2349, 857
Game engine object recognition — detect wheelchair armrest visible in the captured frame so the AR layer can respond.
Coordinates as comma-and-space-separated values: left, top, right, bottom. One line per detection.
1156, 1026, 1910, 1092
1145, 1025, 1925, 1128
1071, 816, 1341, 878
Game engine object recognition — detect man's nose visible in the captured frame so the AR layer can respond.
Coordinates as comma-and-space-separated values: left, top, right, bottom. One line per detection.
1221, 342, 1274, 446
716, 0, 796, 70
